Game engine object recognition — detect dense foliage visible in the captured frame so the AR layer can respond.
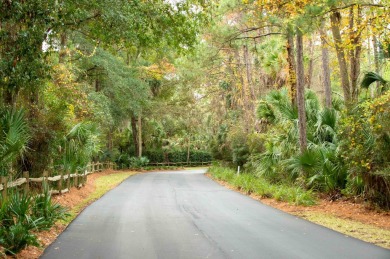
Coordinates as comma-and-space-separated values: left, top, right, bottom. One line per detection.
1, 1, 390, 254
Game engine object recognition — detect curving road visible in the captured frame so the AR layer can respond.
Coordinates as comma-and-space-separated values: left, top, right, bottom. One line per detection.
41, 169, 390, 259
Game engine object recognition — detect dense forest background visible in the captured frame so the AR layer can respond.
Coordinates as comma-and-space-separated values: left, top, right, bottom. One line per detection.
1, 0, 390, 209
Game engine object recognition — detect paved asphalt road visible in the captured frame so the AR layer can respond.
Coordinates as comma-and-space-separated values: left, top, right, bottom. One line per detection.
41, 169, 390, 259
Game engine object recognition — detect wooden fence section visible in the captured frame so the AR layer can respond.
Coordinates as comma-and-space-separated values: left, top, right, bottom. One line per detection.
147, 161, 212, 166
0, 161, 117, 199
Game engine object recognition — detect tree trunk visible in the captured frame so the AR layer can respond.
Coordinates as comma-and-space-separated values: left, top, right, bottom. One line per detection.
286, 31, 297, 105
320, 19, 332, 108
330, 11, 351, 103
131, 115, 139, 157
234, 48, 250, 132
243, 44, 255, 101
373, 36, 380, 95
349, 5, 362, 101
306, 36, 314, 89
296, 28, 307, 153
95, 79, 101, 92
137, 113, 142, 157
59, 32, 67, 63
186, 137, 190, 164
106, 128, 113, 152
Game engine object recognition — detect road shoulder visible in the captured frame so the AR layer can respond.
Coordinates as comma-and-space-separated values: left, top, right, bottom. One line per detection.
14, 170, 137, 259
206, 173, 390, 249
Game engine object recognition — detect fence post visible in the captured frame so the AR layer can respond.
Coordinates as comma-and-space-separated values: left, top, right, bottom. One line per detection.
66, 170, 70, 190
84, 170, 87, 185
75, 171, 79, 188
58, 171, 63, 194
23, 171, 29, 195
1, 176, 7, 202
92, 163, 95, 173
43, 171, 48, 191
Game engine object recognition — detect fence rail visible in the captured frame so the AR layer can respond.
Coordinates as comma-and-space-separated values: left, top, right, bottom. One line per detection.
147, 161, 212, 167
0, 162, 117, 200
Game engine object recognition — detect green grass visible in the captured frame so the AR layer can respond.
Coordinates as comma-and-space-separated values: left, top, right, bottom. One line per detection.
63, 171, 137, 223
208, 165, 316, 206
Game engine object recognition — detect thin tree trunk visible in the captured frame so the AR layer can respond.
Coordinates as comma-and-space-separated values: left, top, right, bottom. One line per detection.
186, 137, 190, 164
234, 48, 250, 132
234, 48, 247, 106
95, 79, 100, 92
106, 128, 113, 152
306, 36, 314, 89
296, 28, 307, 153
131, 115, 139, 157
59, 32, 67, 63
243, 43, 255, 100
137, 113, 142, 157
286, 30, 297, 105
330, 11, 351, 103
373, 36, 380, 95
349, 5, 362, 101
320, 19, 332, 107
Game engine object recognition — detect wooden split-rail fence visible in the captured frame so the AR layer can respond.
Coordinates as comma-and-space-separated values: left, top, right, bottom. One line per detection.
147, 161, 212, 167
0, 162, 117, 200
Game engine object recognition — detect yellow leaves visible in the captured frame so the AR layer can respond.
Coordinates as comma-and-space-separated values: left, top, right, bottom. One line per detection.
75, 43, 98, 58
142, 59, 176, 80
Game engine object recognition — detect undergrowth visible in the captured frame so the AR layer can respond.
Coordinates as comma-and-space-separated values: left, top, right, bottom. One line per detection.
208, 165, 316, 206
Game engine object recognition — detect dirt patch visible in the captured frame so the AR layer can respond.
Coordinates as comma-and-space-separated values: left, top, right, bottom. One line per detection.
258, 197, 390, 230
9, 170, 133, 259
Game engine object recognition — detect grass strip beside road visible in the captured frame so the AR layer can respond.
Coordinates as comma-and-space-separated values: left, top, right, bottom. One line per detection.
297, 212, 390, 248
64, 171, 137, 223
207, 165, 390, 249
208, 165, 316, 206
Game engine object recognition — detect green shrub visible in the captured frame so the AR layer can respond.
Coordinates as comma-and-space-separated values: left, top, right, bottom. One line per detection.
130, 156, 149, 168
116, 153, 132, 168
167, 150, 187, 162
189, 151, 212, 163
339, 91, 390, 208
208, 165, 316, 206
0, 192, 42, 254
0, 188, 68, 254
0, 223, 39, 255
143, 150, 165, 163
32, 185, 68, 230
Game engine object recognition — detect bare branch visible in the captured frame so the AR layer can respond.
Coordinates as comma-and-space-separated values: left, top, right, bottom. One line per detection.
233, 32, 283, 40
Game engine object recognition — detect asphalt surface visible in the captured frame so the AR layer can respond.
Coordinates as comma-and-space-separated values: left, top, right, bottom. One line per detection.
41, 169, 390, 259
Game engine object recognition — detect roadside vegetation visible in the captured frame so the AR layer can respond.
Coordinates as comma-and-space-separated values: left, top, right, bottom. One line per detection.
209, 165, 316, 206
0, 187, 68, 255
1, 0, 390, 255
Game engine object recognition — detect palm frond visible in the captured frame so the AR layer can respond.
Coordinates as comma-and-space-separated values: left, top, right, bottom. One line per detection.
361, 72, 387, 89
0, 109, 30, 174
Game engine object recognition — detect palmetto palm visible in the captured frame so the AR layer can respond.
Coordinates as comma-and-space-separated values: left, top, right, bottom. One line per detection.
361, 72, 388, 94
255, 88, 345, 192
0, 109, 30, 176
62, 123, 100, 173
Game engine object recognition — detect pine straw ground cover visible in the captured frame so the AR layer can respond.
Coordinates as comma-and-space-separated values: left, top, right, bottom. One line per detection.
207, 172, 390, 249
3, 170, 137, 259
